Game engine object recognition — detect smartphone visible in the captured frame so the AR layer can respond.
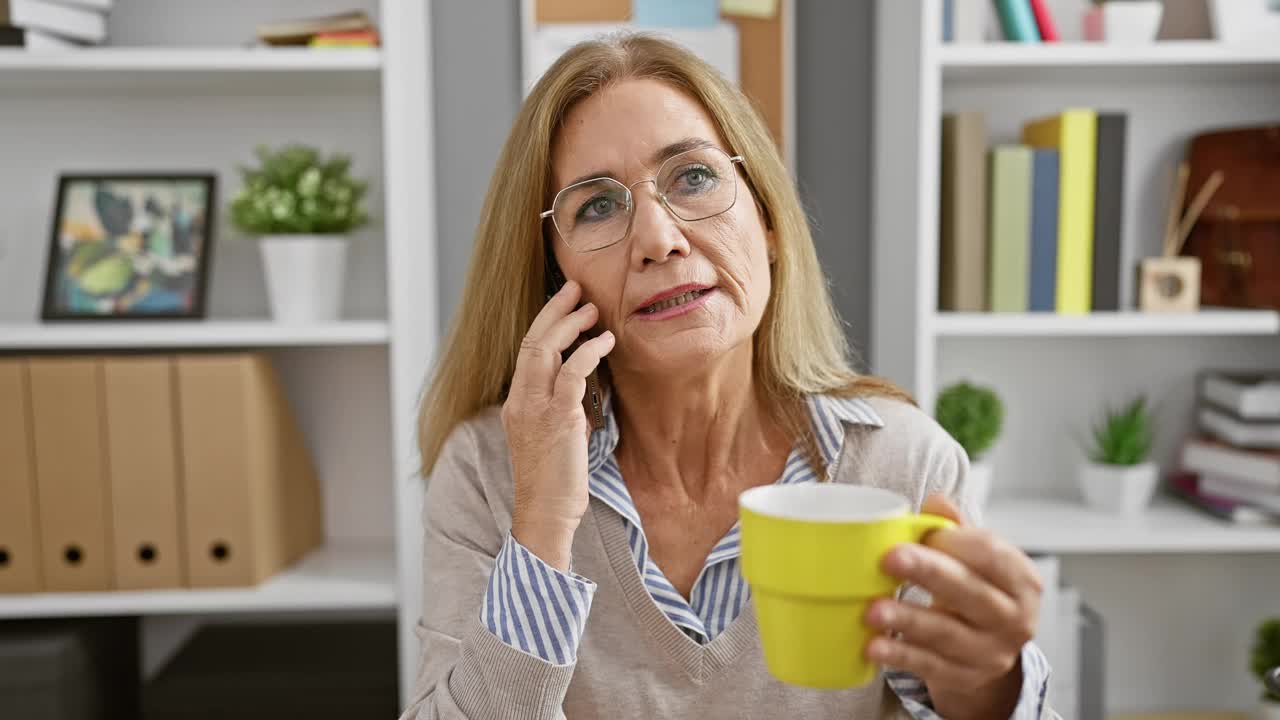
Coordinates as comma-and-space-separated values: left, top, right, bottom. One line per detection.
544, 244, 607, 431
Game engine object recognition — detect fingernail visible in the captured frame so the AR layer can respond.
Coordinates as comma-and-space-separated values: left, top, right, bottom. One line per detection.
602, 331, 615, 343
893, 546, 916, 572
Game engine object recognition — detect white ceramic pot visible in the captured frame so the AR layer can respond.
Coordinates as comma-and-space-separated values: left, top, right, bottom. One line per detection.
968, 459, 993, 509
1078, 460, 1159, 515
259, 235, 348, 323
1103, 1, 1164, 44
1257, 700, 1280, 720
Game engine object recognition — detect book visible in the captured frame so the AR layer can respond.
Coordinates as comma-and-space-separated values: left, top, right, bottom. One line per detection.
1022, 109, 1097, 314
994, 0, 1041, 41
1199, 406, 1280, 449
256, 10, 374, 46
1201, 371, 1280, 420
1091, 112, 1127, 312
1181, 436, 1280, 491
940, 112, 989, 312
309, 29, 380, 47
1166, 471, 1277, 525
1200, 475, 1280, 515
1028, 148, 1060, 312
0, 22, 81, 48
1028, 0, 1060, 41
951, 0, 987, 43
0, 0, 106, 42
988, 145, 1033, 312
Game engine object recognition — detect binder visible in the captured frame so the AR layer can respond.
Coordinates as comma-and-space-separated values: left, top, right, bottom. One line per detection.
0, 359, 42, 593
27, 357, 112, 591
102, 356, 186, 590
175, 353, 322, 588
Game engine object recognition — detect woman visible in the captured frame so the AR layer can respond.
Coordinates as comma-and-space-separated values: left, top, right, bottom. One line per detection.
403, 34, 1055, 720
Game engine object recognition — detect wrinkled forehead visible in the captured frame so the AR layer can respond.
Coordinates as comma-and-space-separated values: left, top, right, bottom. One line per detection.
550, 78, 730, 191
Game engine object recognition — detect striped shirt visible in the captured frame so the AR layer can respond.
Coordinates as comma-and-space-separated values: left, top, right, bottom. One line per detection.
481, 393, 1050, 718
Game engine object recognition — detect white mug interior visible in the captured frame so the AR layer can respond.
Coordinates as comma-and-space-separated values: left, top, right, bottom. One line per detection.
739, 484, 909, 523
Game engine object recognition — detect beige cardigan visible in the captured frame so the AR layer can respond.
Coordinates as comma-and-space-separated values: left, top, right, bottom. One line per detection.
399, 396, 1058, 719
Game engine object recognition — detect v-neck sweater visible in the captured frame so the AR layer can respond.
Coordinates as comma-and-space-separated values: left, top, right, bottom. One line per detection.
398, 396, 1058, 720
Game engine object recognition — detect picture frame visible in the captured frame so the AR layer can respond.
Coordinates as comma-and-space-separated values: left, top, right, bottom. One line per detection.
1209, 0, 1280, 44
41, 173, 217, 321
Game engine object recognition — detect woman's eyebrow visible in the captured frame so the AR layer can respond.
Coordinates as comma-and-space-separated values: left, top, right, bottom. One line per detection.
560, 137, 715, 189
651, 137, 715, 165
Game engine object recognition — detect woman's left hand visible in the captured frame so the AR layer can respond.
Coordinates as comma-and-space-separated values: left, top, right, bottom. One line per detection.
864, 493, 1042, 720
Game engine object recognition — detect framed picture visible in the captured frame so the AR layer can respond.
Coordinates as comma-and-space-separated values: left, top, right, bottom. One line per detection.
42, 173, 217, 321
1209, 0, 1280, 43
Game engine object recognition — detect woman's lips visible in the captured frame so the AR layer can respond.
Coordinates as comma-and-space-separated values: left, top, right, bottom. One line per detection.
632, 287, 715, 320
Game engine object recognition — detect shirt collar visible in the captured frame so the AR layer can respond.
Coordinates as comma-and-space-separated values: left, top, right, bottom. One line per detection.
586, 388, 884, 476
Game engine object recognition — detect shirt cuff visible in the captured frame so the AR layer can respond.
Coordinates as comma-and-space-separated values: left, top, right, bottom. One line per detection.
886, 642, 1052, 720
479, 532, 597, 666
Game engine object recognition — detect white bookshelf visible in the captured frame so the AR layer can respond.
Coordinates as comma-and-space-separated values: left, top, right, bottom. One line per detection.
0, 321, 391, 349
986, 498, 1280, 554
0, 543, 395, 619
873, 1, 1280, 712
933, 310, 1280, 337
0, 0, 435, 706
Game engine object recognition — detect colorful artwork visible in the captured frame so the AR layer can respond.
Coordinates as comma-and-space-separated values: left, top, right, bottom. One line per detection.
42, 175, 216, 320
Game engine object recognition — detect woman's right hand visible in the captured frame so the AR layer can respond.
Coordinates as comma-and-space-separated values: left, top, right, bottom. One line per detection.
502, 279, 615, 572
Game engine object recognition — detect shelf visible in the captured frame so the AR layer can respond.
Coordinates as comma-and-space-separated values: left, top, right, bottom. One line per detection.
0, 542, 396, 619
933, 310, 1280, 338
985, 497, 1280, 554
0, 47, 381, 93
0, 320, 391, 350
938, 41, 1280, 82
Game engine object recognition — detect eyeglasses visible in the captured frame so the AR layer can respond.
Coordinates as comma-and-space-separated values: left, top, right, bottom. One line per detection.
540, 146, 745, 253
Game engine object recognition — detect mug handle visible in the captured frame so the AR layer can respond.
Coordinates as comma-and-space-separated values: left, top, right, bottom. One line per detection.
907, 512, 956, 542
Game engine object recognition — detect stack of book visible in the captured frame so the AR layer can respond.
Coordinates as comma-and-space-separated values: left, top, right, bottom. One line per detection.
940, 108, 1127, 314
944, 0, 1060, 43
0, 0, 110, 50
255, 10, 380, 48
1172, 371, 1280, 524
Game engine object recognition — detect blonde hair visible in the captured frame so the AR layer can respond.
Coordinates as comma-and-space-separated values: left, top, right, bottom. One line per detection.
418, 33, 910, 476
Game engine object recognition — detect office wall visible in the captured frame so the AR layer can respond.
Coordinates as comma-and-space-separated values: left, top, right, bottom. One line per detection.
430, 0, 875, 356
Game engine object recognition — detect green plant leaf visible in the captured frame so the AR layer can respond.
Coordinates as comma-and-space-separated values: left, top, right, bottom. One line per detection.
1088, 395, 1154, 466
1253, 618, 1280, 702
934, 381, 1003, 459
230, 143, 371, 235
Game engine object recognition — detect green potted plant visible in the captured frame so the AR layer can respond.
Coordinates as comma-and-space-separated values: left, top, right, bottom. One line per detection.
230, 143, 370, 323
1253, 617, 1280, 720
935, 381, 1004, 508
1078, 394, 1157, 515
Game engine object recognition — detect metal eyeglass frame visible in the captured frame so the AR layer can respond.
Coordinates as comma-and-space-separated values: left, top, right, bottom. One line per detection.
539, 147, 746, 253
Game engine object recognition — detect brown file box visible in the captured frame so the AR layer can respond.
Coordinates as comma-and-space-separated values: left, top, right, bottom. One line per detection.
175, 353, 322, 588
0, 359, 42, 593
27, 358, 112, 592
102, 356, 186, 590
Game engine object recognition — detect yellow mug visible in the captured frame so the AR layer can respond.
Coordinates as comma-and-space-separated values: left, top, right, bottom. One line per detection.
739, 483, 954, 689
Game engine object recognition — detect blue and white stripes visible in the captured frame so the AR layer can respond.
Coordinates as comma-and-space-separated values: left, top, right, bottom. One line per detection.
479, 393, 1053, 718
481, 533, 596, 665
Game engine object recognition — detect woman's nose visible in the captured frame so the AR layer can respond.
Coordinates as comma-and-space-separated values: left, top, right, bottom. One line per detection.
628, 183, 690, 266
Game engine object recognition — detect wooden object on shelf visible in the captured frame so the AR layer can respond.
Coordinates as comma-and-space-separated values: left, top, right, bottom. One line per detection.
0, 359, 41, 594
1138, 162, 1221, 312
1182, 124, 1280, 310
1138, 255, 1200, 312
27, 358, 112, 593
102, 356, 186, 591
175, 353, 322, 589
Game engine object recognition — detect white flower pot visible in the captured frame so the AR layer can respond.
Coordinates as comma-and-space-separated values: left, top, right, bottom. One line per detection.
1102, 1, 1164, 44
1257, 700, 1280, 720
259, 235, 348, 323
968, 459, 993, 509
1077, 460, 1159, 515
